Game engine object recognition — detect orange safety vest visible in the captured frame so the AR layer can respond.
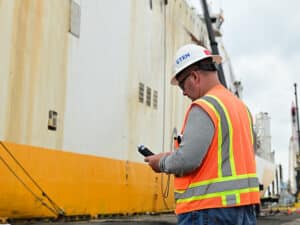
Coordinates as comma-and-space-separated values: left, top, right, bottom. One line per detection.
174, 84, 260, 214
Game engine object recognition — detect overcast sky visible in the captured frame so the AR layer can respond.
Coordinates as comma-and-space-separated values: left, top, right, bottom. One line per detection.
188, 0, 300, 182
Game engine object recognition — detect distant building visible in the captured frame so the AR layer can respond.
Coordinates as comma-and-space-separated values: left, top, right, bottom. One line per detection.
254, 112, 274, 162
253, 112, 276, 197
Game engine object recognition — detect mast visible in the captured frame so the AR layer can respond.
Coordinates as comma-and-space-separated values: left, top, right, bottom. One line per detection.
200, 0, 227, 88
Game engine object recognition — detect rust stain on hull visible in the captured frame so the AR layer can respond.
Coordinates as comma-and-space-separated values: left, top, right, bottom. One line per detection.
3, 0, 70, 149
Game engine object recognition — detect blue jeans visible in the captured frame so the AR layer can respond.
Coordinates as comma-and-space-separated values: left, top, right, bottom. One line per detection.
178, 205, 256, 225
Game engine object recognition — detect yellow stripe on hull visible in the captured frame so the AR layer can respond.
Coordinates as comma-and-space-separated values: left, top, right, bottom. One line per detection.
0, 141, 175, 219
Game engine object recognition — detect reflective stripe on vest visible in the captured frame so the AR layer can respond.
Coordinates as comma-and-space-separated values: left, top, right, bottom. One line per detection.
202, 95, 235, 177
175, 95, 259, 206
175, 175, 259, 204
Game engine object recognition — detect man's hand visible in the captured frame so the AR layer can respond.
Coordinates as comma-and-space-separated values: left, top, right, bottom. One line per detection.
144, 152, 171, 173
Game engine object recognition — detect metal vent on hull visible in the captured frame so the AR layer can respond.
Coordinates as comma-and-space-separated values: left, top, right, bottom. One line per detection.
146, 87, 151, 107
138, 82, 144, 103
153, 90, 158, 109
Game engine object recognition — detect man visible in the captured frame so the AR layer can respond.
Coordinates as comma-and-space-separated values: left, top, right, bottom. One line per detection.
145, 44, 260, 225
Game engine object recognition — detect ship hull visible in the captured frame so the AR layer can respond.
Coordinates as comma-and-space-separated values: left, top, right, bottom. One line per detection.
0, 141, 174, 219
0, 142, 276, 219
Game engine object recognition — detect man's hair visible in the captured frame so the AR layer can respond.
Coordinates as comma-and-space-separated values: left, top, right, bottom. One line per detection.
176, 57, 217, 80
195, 58, 218, 71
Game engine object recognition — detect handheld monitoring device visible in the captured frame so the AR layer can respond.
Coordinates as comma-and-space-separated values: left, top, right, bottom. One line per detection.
137, 145, 154, 157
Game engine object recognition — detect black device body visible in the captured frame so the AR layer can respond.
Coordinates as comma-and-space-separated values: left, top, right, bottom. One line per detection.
137, 145, 154, 157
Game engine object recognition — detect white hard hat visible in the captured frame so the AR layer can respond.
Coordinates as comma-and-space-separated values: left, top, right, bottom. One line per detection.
171, 44, 222, 85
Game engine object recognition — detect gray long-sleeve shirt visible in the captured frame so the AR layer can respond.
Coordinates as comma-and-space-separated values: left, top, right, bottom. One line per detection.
159, 105, 215, 177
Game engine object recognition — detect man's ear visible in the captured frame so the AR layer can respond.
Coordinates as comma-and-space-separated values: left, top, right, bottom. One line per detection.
191, 71, 201, 84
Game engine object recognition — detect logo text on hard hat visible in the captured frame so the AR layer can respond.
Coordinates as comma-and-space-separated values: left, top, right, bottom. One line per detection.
176, 53, 190, 65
